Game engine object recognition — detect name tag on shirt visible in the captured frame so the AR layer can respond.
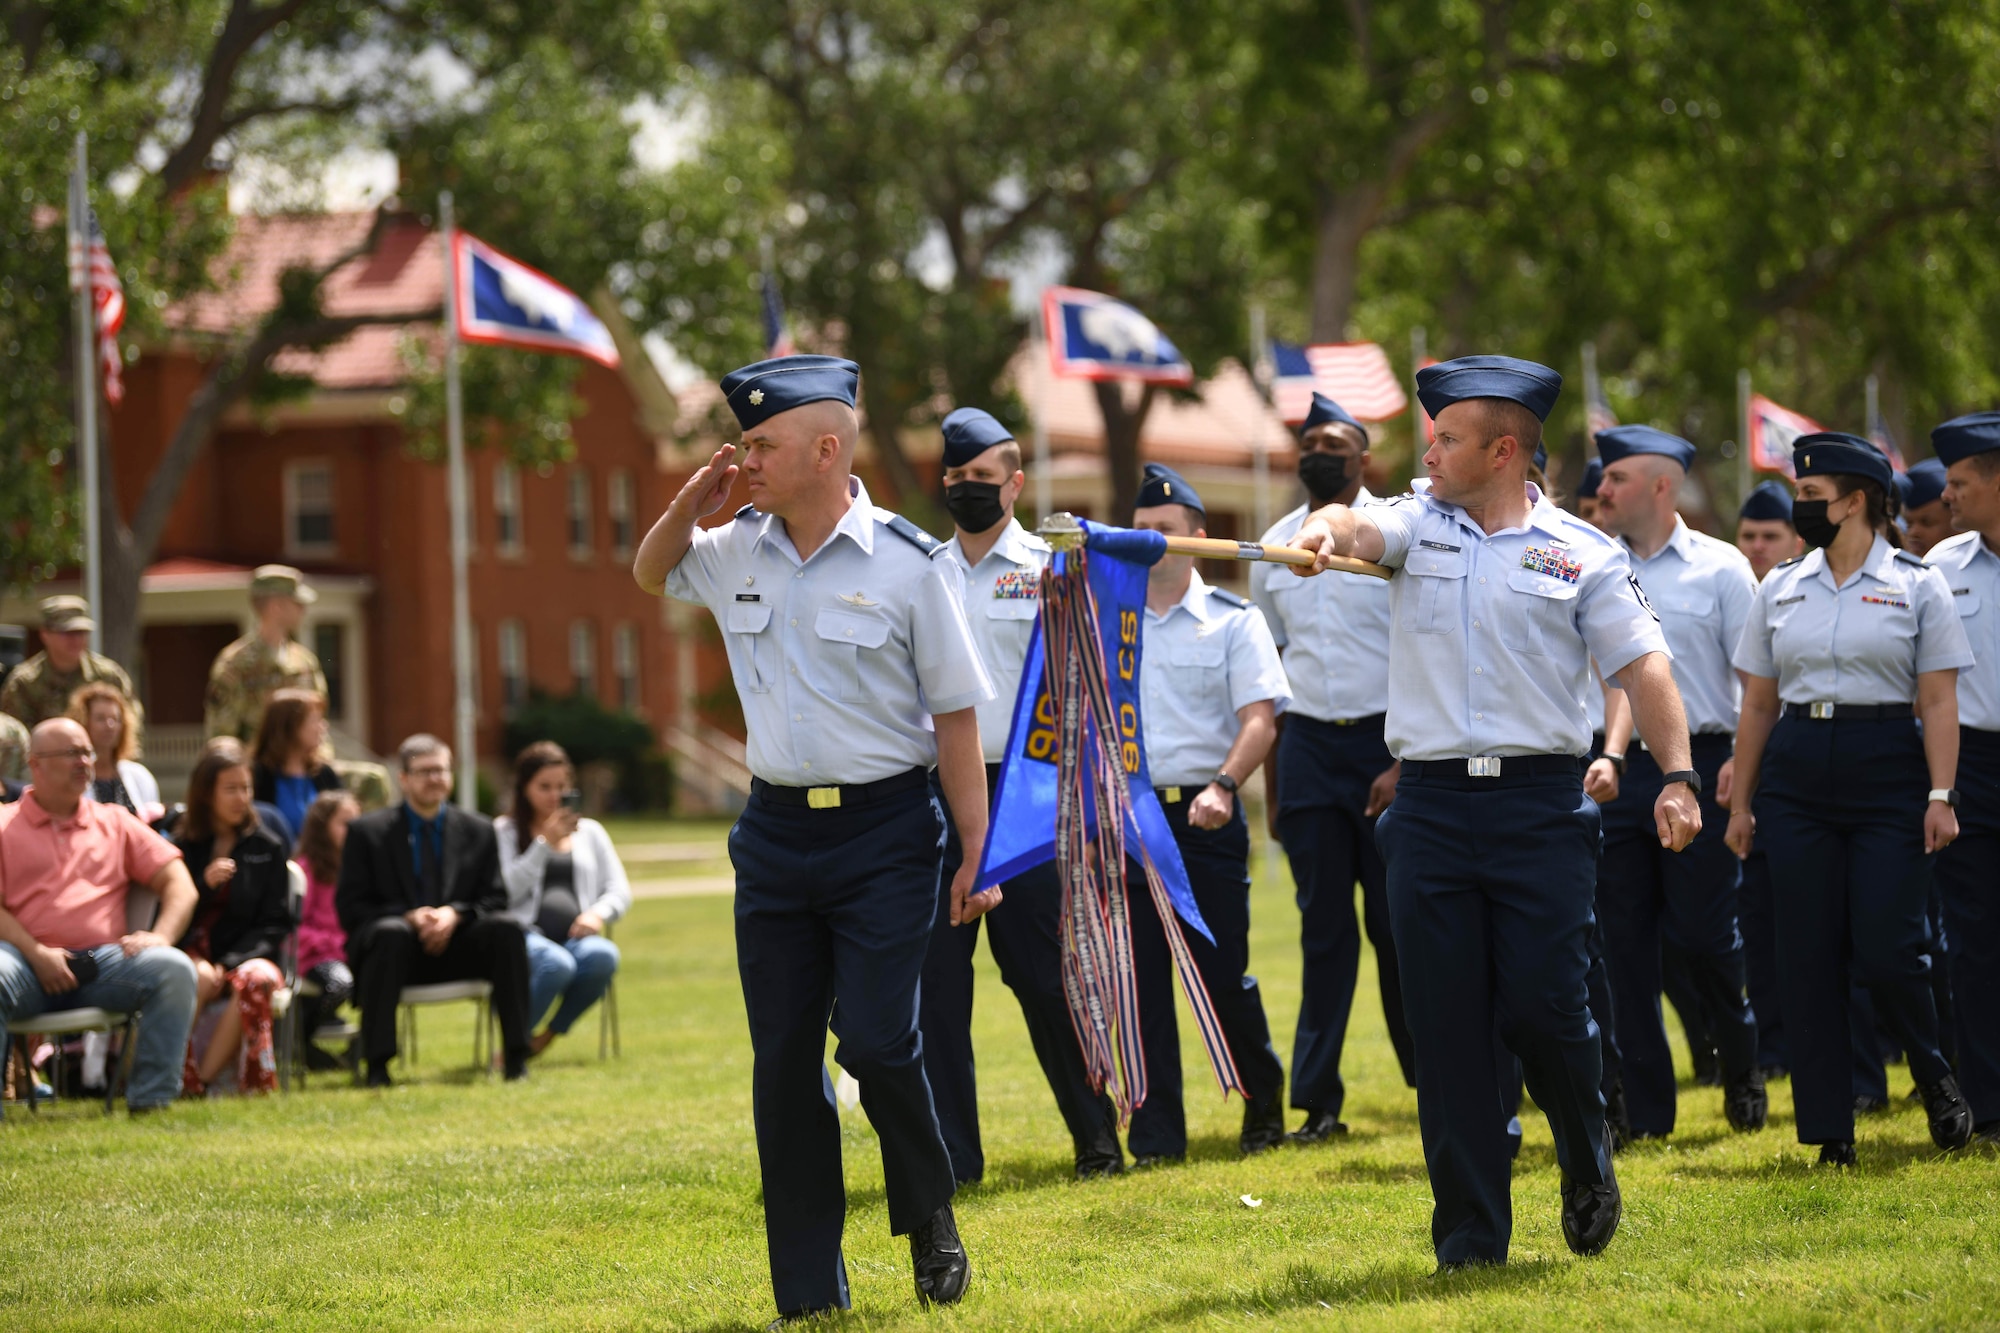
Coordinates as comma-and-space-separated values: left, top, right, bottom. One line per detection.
1775, 594, 1806, 606
992, 570, 1040, 600
735, 593, 762, 602
1520, 546, 1582, 584
1419, 539, 1461, 553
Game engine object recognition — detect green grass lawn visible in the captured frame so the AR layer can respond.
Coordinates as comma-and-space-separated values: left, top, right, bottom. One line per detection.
3, 826, 1997, 1330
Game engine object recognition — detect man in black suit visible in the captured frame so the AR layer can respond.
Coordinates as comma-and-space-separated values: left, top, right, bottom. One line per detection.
336, 733, 531, 1085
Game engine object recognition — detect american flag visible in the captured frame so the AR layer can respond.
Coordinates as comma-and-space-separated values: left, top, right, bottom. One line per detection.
762, 270, 795, 358
1269, 341, 1408, 424
67, 208, 126, 404
1867, 402, 1908, 472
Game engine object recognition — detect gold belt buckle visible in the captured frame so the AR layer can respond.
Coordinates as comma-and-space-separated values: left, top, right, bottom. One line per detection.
1162, 786, 1182, 803
1808, 702, 1835, 720
807, 786, 842, 810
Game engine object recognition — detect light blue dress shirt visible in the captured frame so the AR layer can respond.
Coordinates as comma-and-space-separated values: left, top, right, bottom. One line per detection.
1251, 495, 1391, 722
662, 476, 994, 785
1360, 481, 1671, 762
1139, 571, 1292, 787
944, 518, 1051, 762
1928, 531, 2000, 731
1618, 517, 1759, 737
1733, 535, 1973, 704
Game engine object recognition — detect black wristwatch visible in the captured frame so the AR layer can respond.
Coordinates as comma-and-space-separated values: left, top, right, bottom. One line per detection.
1211, 772, 1240, 795
1599, 752, 1627, 776
1661, 769, 1702, 795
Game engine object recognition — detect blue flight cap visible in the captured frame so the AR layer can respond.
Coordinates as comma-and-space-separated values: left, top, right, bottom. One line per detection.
1792, 432, 1893, 491
1739, 479, 1794, 523
1931, 411, 2000, 468
1596, 424, 1697, 471
940, 407, 1015, 468
1135, 462, 1205, 515
1577, 457, 1603, 500
1902, 457, 1947, 509
1300, 392, 1368, 446
1414, 355, 1563, 423
720, 354, 860, 431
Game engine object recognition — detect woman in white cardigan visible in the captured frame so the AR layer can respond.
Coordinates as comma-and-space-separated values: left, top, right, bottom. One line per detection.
495, 742, 633, 1056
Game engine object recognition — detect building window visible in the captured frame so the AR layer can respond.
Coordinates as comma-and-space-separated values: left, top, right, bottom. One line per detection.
311, 622, 347, 721
498, 619, 527, 712
613, 622, 640, 711
569, 619, 597, 699
567, 467, 593, 558
284, 460, 336, 557
608, 469, 635, 559
493, 463, 523, 555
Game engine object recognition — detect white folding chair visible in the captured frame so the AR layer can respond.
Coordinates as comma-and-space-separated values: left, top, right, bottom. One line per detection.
397, 980, 497, 1075
3, 886, 159, 1118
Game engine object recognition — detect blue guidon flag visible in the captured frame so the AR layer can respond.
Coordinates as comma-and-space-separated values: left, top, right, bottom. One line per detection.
1042, 285, 1193, 385
450, 231, 620, 369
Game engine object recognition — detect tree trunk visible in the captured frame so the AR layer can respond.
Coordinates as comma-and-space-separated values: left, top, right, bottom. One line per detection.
1094, 380, 1158, 525
1308, 183, 1386, 343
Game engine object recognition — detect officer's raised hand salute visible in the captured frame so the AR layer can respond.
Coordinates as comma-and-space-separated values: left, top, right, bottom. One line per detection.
1287, 356, 1697, 1272
634, 355, 995, 1324
1727, 433, 1975, 1168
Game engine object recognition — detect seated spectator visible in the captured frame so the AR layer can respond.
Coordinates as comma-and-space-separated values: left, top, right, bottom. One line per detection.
0, 719, 199, 1112
294, 789, 362, 1070
173, 739, 293, 1095
69, 682, 163, 823
496, 743, 631, 1058
336, 734, 531, 1086
251, 688, 344, 844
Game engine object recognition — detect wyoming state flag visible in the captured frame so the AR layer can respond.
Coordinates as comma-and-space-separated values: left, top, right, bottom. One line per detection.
975, 521, 1209, 941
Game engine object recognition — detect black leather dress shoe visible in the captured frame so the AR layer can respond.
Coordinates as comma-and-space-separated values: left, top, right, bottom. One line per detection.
1817, 1141, 1856, 1167
1920, 1074, 1974, 1150
1972, 1122, 2000, 1149
1723, 1071, 1769, 1132
1605, 1078, 1633, 1153
1559, 1151, 1621, 1257
1289, 1110, 1349, 1145
909, 1203, 969, 1308
1854, 1094, 1891, 1115
1240, 1093, 1289, 1155
365, 1061, 393, 1088
1690, 1043, 1722, 1087
1130, 1152, 1183, 1169
1758, 1063, 1789, 1082
1074, 1146, 1124, 1180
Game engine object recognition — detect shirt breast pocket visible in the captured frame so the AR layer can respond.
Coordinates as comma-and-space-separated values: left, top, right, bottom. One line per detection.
815, 608, 892, 702
1399, 551, 1466, 635
985, 598, 1039, 622
1500, 568, 1579, 656
1661, 589, 1716, 622
1956, 589, 1981, 620
725, 602, 775, 693
1168, 638, 1228, 710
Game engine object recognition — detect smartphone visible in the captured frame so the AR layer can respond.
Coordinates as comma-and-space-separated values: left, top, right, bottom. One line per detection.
64, 950, 101, 986
560, 789, 583, 812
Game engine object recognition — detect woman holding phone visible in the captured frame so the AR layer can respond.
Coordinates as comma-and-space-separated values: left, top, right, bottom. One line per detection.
496, 741, 631, 1056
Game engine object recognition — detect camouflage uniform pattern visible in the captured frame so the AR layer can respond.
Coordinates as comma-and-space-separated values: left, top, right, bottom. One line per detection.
0, 652, 140, 733
204, 634, 328, 741
0, 711, 27, 783
333, 759, 396, 812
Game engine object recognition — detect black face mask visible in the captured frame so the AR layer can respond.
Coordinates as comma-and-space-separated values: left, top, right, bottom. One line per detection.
1297, 451, 1352, 503
944, 481, 1007, 533
1791, 498, 1843, 550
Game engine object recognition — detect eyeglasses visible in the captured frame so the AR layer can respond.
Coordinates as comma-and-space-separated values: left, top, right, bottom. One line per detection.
31, 747, 96, 763
406, 765, 452, 779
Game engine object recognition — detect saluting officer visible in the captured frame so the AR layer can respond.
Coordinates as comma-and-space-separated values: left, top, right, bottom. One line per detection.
1726, 433, 1975, 1166
1128, 463, 1293, 1163
1589, 426, 1765, 1138
632, 355, 995, 1323
1732, 479, 1803, 1080
918, 406, 1124, 1184
1929, 412, 2000, 1147
1250, 393, 1414, 1147
1291, 356, 1700, 1268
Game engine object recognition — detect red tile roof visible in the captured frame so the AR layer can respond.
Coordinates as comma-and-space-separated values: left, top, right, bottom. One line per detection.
167, 212, 442, 390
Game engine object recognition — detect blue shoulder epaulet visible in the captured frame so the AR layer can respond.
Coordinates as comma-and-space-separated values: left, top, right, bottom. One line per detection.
735, 503, 759, 520
1894, 549, 1925, 566
1208, 586, 1251, 609
1776, 554, 1806, 568
884, 513, 946, 556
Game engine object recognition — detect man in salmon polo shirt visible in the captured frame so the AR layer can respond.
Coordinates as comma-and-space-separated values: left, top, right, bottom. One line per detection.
0, 718, 199, 1112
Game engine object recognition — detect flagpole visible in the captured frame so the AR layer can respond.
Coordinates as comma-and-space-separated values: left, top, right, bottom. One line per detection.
1865, 373, 1880, 437
1031, 292, 1052, 523
1736, 368, 1753, 517
70, 132, 103, 655
1247, 304, 1271, 541
439, 191, 477, 813
1581, 340, 1602, 444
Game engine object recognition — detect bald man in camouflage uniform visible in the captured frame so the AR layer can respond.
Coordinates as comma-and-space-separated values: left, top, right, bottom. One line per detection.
204, 566, 329, 742
0, 597, 140, 735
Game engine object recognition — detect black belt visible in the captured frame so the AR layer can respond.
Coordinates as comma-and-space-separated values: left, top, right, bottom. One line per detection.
984, 762, 1004, 788
1401, 754, 1585, 782
1299, 711, 1387, 729
1782, 702, 1913, 721
752, 767, 929, 810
